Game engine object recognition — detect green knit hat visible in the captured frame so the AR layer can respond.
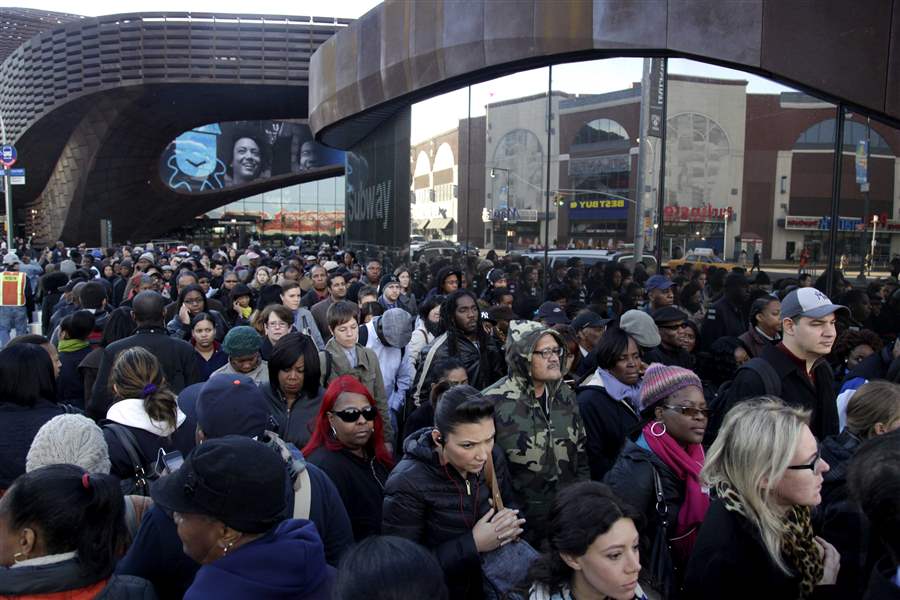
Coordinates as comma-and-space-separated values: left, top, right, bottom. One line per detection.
222, 326, 262, 357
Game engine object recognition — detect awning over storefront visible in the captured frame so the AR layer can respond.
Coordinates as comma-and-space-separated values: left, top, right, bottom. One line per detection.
412, 219, 430, 230
426, 218, 454, 230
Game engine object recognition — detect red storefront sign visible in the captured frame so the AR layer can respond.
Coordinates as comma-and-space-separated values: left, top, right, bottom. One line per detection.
664, 204, 734, 222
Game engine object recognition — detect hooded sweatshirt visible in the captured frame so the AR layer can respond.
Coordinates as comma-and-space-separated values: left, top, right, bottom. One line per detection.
185, 519, 333, 600
482, 320, 590, 541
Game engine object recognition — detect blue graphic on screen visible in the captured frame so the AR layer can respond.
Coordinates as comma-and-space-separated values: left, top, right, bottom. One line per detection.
160, 121, 344, 193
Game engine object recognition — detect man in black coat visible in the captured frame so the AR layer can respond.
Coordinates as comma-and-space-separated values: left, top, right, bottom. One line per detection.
643, 306, 694, 369
700, 271, 749, 351
88, 291, 199, 420
713, 288, 845, 441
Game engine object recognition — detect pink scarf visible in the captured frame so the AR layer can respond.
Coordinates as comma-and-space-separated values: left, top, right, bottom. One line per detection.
642, 421, 710, 565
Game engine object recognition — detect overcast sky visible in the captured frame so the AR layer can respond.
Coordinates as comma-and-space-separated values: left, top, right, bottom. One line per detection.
11, 0, 382, 19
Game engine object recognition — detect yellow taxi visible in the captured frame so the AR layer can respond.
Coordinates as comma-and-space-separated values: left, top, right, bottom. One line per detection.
667, 249, 739, 271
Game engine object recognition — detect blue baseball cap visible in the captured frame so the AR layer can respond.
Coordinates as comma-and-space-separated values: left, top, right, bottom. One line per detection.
646, 275, 675, 292
196, 374, 271, 440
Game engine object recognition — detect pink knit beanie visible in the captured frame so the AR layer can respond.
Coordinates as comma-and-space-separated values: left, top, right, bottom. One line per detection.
639, 363, 703, 413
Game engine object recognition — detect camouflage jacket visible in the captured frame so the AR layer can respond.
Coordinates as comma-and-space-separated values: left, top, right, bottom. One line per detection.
482, 320, 590, 528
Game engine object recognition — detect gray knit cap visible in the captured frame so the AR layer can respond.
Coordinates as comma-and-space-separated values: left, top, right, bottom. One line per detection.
26, 414, 111, 474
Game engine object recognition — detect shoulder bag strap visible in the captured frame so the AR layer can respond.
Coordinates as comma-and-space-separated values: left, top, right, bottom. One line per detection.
484, 449, 505, 511
293, 468, 313, 520
104, 423, 149, 482
651, 465, 668, 525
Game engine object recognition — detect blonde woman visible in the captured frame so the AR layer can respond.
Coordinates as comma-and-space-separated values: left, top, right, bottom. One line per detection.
684, 398, 840, 599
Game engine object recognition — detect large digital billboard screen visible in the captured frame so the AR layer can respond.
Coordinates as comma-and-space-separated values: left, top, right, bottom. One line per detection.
160, 121, 344, 193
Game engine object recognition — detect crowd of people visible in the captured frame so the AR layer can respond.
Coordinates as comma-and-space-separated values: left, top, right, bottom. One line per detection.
0, 238, 898, 600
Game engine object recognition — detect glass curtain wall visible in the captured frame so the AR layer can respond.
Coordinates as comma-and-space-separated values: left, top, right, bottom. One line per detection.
201, 175, 345, 242
407, 56, 896, 295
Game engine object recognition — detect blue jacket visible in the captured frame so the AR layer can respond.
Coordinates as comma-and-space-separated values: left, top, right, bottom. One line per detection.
117, 452, 351, 599
185, 520, 334, 600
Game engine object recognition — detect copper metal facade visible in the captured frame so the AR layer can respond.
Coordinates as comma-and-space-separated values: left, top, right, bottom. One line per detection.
0, 12, 349, 244
308, 0, 900, 149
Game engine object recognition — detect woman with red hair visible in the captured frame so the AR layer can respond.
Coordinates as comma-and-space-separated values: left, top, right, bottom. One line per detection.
303, 375, 393, 541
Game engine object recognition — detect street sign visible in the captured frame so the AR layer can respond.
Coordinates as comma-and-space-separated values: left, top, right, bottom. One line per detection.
855, 139, 869, 185
8, 168, 24, 185
0, 145, 16, 168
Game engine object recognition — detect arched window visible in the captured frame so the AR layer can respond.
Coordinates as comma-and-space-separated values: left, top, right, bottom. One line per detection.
572, 118, 629, 146
665, 113, 732, 208
794, 119, 893, 154
433, 143, 455, 171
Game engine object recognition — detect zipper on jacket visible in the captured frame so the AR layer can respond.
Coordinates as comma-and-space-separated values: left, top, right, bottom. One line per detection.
465, 479, 471, 495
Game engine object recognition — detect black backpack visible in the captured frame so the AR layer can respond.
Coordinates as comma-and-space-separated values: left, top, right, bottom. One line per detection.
705, 357, 781, 445
103, 423, 157, 497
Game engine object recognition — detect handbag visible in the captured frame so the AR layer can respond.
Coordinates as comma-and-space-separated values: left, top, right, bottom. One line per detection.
647, 466, 675, 599
481, 449, 540, 599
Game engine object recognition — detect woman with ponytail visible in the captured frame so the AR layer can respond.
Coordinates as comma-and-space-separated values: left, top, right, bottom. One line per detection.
0, 463, 156, 598
103, 347, 196, 483
526, 481, 649, 600
303, 375, 393, 541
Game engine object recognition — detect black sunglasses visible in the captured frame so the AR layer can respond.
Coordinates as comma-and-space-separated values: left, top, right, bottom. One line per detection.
331, 406, 378, 423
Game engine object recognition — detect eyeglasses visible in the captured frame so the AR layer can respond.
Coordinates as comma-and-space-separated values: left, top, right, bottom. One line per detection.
658, 322, 690, 330
663, 404, 710, 419
533, 346, 563, 360
266, 321, 289, 329
331, 406, 378, 423
787, 451, 821, 472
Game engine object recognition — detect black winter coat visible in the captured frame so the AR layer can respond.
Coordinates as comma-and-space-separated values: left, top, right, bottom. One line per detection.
684, 499, 841, 600
88, 327, 200, 420
575, 373, 640, 480
382, 429, 517, 600
643, 343, 695, 369
307, 446, 390, 542
862, 557, 900, 600
712, 344, 839, 441
700, 296, 746, 351
604, 439, 685, 590
414, 331, 504, 402
816, 430, 885, 598
262, 383, 323, 449
847, 345, 895, 382
0, 399, 68, 490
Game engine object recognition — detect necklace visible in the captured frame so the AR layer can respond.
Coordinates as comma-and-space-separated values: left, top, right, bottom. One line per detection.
369, 458, 385, 491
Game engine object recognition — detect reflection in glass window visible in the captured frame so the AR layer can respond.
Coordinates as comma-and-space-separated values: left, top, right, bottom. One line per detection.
666, 113, 731, 207
492, 129, 544, 210
572, 118, 629, 146
795, 118, 893, 153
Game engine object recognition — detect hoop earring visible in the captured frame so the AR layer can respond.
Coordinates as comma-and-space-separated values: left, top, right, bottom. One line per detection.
12, 552, 25, 563
330, 426, 337, 437
650, 421, 667, 437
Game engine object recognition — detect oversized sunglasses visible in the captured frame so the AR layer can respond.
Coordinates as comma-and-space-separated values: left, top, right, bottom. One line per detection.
331, 406, 378, 423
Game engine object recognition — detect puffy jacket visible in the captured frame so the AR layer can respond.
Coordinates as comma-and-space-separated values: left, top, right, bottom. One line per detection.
575, 372, 640, 480
0, 557, 156, 599
382, 429, 517, 600
604, 438, 685, 593
482, 320, 589, 542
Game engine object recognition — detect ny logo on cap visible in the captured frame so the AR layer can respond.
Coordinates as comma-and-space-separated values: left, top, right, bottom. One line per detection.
812, 290, 829, 303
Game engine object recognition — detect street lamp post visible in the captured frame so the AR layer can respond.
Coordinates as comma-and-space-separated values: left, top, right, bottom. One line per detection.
870, 214, 878, 276
490, 167, 510, 250
0, 111, 13, 252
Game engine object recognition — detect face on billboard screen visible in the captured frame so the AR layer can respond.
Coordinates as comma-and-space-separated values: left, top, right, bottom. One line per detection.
159, 121, 344, 192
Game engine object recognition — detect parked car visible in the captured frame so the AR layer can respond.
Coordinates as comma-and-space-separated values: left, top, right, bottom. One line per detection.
521, 249, 658, 272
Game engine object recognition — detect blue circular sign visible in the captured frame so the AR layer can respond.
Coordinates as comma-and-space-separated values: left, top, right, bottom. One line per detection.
0, 145, 16, 167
